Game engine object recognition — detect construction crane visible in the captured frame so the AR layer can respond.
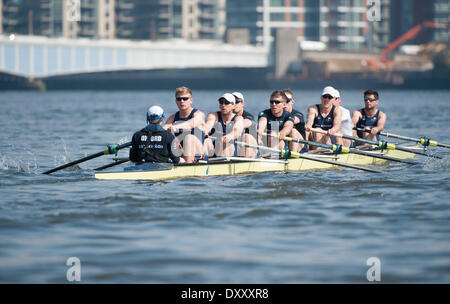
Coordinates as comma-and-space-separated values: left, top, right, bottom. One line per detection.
363, 21, 450, 69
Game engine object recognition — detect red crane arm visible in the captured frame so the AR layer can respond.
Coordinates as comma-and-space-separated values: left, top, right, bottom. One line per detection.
380, 21, 450, 65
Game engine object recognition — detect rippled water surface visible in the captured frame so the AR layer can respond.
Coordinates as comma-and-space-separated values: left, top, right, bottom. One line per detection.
0, 90, 449, 283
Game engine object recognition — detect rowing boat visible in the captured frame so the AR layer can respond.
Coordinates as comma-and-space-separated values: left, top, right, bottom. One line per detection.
94, 147, 416, 181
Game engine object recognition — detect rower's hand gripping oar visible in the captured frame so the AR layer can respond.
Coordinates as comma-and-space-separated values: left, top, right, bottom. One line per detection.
311, 128, 442, 159
355, 127, 450, 149
43, 142, 132, 174
235, 141, 382, 174
263, 133, 417, 165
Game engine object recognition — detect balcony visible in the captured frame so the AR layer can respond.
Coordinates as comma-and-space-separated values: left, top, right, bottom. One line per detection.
117, 15, 134, 23
158, 12, 171, 19
3, 6, 19, 13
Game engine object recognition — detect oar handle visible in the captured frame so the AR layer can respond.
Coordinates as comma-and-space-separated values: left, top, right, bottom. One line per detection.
263, 132, 350, 154
310, 128, 343, 137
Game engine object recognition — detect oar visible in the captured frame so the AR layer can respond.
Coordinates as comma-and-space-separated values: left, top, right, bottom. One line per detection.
94, 158, 130, 171
264, 133, 417, 165
310, 128, 442, 159
43, 142, 132, 174
235, 141, 382, 173
355, 128, 450, 149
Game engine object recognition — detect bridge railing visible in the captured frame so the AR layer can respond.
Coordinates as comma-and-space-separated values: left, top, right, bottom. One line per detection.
0, 35, 269, 78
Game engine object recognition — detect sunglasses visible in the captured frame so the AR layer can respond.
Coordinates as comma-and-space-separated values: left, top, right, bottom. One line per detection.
219, 99, 233, 105
364, 97, 377, 102
270, 100, 283, 105
176, 96, 190, 102
235, 99, 243, 104
322, 95, 334, 100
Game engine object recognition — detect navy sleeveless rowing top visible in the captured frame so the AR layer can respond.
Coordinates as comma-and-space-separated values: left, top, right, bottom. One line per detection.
313, 105, 335, 131
209, 111, 239, 157
258, 109, 295, 132
173, 108, 204, 143
356, 109, 380, 140
209, 111, 238, 136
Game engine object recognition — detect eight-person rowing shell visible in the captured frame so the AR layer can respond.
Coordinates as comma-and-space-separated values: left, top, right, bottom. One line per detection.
44, 86, 448, 178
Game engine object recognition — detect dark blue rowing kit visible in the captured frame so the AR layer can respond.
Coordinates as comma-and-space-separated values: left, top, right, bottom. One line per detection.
209, 111, 239, 157
129, 124, 181, 164
291, 108, 306, 139
258, 109, 295, 132
173, 108, 204, 145
313, 105, 335, 131
356, 109, 380, 140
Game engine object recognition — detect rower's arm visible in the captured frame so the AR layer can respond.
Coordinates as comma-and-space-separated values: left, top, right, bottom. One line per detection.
279, 121, 294, 140
372, 111, 387, 135
351, 111, 362, 137
204, 112, 218, 136
329, 106, 342, 136
257, 116, 268, 145
172, 111, 205, 131
243, 118, 254, 130
163, 114, 175, 130
305, 105, 318, 131
228, 116, 244, 141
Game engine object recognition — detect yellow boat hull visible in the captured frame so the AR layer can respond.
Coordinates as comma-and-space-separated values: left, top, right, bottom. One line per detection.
94, 149, 416, 181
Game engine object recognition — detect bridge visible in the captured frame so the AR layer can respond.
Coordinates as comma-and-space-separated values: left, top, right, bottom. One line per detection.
0, 34, 269, 79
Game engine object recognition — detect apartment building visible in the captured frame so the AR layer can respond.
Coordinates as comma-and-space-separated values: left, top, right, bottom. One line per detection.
1, 0, 222, 40
226, 0, 368, 51
115, 0, 223, 40
431, 0, 449, 43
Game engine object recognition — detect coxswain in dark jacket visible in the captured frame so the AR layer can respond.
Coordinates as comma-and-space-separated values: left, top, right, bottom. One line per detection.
129, 106, 182, 164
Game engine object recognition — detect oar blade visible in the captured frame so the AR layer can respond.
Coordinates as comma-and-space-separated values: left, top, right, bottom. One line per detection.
43, 142, 131, 175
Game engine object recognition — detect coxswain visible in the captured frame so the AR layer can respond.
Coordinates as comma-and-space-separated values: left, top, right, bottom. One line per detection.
232, 92, 258, 158
163, 86, 205, 163
129, 106, 182, 164
305, 86, 342, 150
257, 90, 295, 151
352, 89, 387, 144
282, 89, 306, 152
204, 93, 244, 157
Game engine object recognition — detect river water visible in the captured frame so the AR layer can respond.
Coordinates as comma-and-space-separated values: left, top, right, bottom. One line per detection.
0, 89, 449, 283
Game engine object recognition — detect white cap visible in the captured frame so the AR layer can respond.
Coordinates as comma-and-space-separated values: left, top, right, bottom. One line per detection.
147, 105, 165, 120
334, 88, 340, 98
284, 92, 293, 101
219, 93, 236, 104
232, 92, 244, 102
322, 86, 338, 98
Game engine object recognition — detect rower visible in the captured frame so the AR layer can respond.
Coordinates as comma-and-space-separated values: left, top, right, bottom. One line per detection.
257, 90, 295, 151
129, 106, 182, 164
232, 91, 258, 158
333, 88, 354, 148
204, 93, 244, 157
305, 86, 342, 150
282, 89, 306, 153
163, 86, 205, 163
351, 89, 387, 144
